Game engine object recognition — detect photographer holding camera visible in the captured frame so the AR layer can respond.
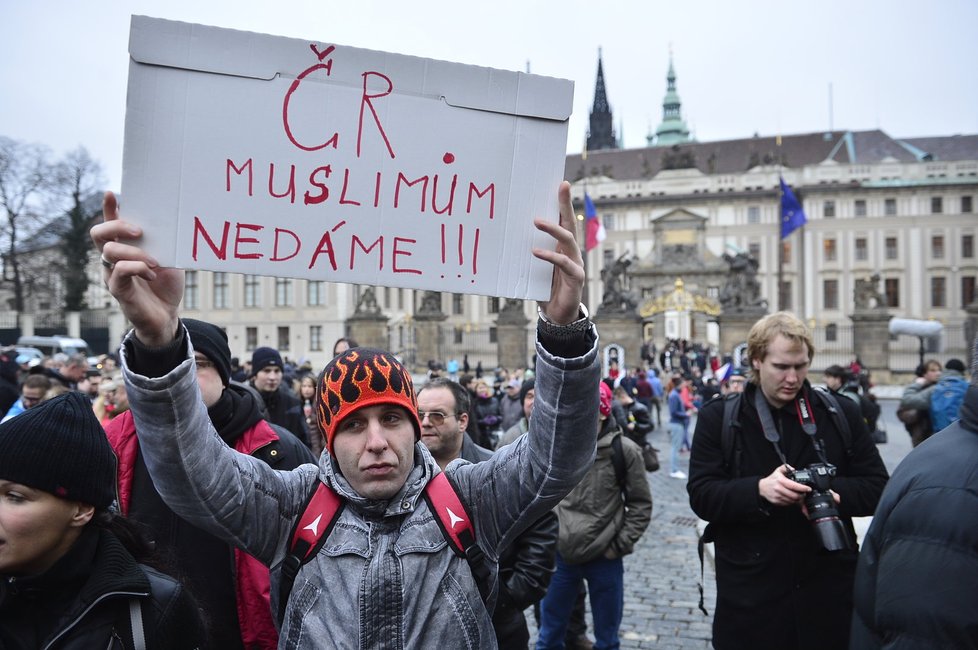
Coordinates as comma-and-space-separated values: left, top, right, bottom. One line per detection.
687, 312, 888, 650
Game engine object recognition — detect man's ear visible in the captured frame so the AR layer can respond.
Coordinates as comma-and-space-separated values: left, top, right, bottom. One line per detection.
457, 410, 469, 433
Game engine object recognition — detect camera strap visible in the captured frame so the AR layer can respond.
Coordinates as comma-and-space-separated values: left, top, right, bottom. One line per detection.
754, 387, 830, 466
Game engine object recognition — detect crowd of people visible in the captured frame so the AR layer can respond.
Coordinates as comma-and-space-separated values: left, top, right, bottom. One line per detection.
2, 181, 977, 648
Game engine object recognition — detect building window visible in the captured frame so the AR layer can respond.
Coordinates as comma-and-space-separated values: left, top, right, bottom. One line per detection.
781, 241, 791, 265
246, 327, 257, 351
854, 237, 868, 261
823, 279, 838, 310
244, 275, 260, 307
452, 293, 464, 315
931, 235, 945, 259
384, 287, 391, 308
398, 288, 405, 310
454, 326, 464, 344
885, 237, 898, 260
823, 238, 837, 262
602, 215, 615, 232
962, 277, 976, 307
488, 297, 499, 314
277, 326, 290, 351
184, 271, 198, 309
931, 277, 946, 308
489, 326, 498, 344
854, 200, 867, 217
603, 249, 615, 268
963, 196, 973, 213
275, 278, 293, 307
747, 206, 760, 224
748, 242, 761, 260
309, 325, 323, 351
931, 197, 943, 214
963, 235, 974, 259
779, 281, 792, 310
826, 323, 838, 342
823, 200, 836, 218
884, 198, 897, 216
307, 281, 325, 306
885, 278, 900, 308
213, 273, 229, 309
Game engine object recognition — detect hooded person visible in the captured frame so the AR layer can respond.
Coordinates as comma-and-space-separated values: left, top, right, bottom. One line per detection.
0, 392, 206, 649
249, 346, 310, 446
851, 338, 978, 648
103, 319, 315, 650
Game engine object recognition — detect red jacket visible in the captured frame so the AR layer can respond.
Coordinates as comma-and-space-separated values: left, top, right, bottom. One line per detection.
106, 410, 280, 649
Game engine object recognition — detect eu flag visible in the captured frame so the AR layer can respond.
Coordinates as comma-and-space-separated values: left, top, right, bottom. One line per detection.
780, 177, 807, 238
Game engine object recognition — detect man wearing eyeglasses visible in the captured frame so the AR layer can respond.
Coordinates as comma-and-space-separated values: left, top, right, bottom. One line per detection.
418, 377, 558, 649
1, 374, 52, 423
103, 318, 315, 649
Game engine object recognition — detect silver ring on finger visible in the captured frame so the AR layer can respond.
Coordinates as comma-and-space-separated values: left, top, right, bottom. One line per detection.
100, 255, 114, 271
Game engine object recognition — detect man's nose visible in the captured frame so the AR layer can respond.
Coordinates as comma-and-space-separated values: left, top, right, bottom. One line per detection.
363, 420, 389, 451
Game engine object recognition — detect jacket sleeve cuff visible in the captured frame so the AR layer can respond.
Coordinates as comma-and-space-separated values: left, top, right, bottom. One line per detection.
123, 323, 189, 379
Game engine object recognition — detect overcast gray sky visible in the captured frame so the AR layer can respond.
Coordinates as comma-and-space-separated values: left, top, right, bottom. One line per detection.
3, 0, 976, 191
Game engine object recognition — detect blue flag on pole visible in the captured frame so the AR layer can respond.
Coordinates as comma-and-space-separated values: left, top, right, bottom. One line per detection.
780, 177, 807, 238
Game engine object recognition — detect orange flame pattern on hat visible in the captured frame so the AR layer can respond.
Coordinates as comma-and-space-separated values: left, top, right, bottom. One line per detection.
318, 349, 420, 454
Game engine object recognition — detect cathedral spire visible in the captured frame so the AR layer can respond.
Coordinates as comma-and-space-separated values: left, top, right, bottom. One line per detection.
653, 53, 692, 147
586, 48, 618, 152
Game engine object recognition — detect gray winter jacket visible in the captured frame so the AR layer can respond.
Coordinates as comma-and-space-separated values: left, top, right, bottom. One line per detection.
120, 328, 599, 649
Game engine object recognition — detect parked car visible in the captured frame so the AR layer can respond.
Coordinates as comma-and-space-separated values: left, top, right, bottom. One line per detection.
14, 346, 44, 367
16, 335, 92, 359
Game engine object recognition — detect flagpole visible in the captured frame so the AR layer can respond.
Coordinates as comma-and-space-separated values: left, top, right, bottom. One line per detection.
581, 140, 589, 311
777, 134, 784, 311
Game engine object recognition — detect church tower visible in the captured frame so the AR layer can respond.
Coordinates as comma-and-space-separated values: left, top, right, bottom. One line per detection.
586, 48, 618, 152
650, 54, 692, 146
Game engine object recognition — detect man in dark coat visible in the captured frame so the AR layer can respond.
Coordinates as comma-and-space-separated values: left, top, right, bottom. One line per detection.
249, 346, 309, 446
417, 377, 558, 649
851, 349, 978, 649
688, 312, 888, 650
105, 320, 315, 649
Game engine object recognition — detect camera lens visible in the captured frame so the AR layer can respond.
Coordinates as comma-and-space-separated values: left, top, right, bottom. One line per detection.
805, 491, 854, 552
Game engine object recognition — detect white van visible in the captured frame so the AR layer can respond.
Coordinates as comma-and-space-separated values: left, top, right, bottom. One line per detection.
16, 335, 92, 359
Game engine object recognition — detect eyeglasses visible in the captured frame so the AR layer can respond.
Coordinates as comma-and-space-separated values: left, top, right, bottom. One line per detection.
418, 411, 457, 426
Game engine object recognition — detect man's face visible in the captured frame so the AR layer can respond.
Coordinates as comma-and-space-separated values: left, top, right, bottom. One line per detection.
20, 387, 44, 410
924, 364, 942, 383
505, 385, 519, 400
110, 383, 129, 411
331, 404, 416, 500
823, 374, 843, 391
195, 354, 225, 408
86, 375, 101, 397
63, 363, 88, 383
753, 334, 810, 408
417, 387, 466, 464
253, 366, 282, 392
722, 377, 746, 395
522, 388, 535, 420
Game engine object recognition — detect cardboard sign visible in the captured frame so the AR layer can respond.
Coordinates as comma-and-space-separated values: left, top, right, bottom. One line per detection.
120, 16, 574, 300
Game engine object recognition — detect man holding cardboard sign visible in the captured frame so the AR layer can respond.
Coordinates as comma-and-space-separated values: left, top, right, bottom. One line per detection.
92, 179, 599, 648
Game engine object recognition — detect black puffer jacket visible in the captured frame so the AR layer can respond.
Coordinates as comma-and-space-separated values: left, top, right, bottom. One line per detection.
0, 526, 205, 649
851, 384, 978, 649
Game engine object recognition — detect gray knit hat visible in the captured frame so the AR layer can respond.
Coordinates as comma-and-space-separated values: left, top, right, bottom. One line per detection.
0, 391, 116, 508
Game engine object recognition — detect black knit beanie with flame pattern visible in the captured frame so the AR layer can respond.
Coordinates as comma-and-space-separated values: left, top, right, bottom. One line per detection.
317, 348, 421, 454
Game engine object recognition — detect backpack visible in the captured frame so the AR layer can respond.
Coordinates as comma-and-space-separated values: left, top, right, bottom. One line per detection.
719, 387, 853, 477
930, 376, 969, 432
277, 472, 488, 621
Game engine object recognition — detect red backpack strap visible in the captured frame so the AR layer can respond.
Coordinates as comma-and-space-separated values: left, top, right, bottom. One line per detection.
278, 480, 343, 621
423, 471, 475, 556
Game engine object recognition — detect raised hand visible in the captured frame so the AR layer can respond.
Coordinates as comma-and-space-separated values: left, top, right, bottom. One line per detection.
533, 181, 585, 325
90, 192, 184, 347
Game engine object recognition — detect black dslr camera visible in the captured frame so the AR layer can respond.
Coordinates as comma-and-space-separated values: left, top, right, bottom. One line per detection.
788, 463, 854, 551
